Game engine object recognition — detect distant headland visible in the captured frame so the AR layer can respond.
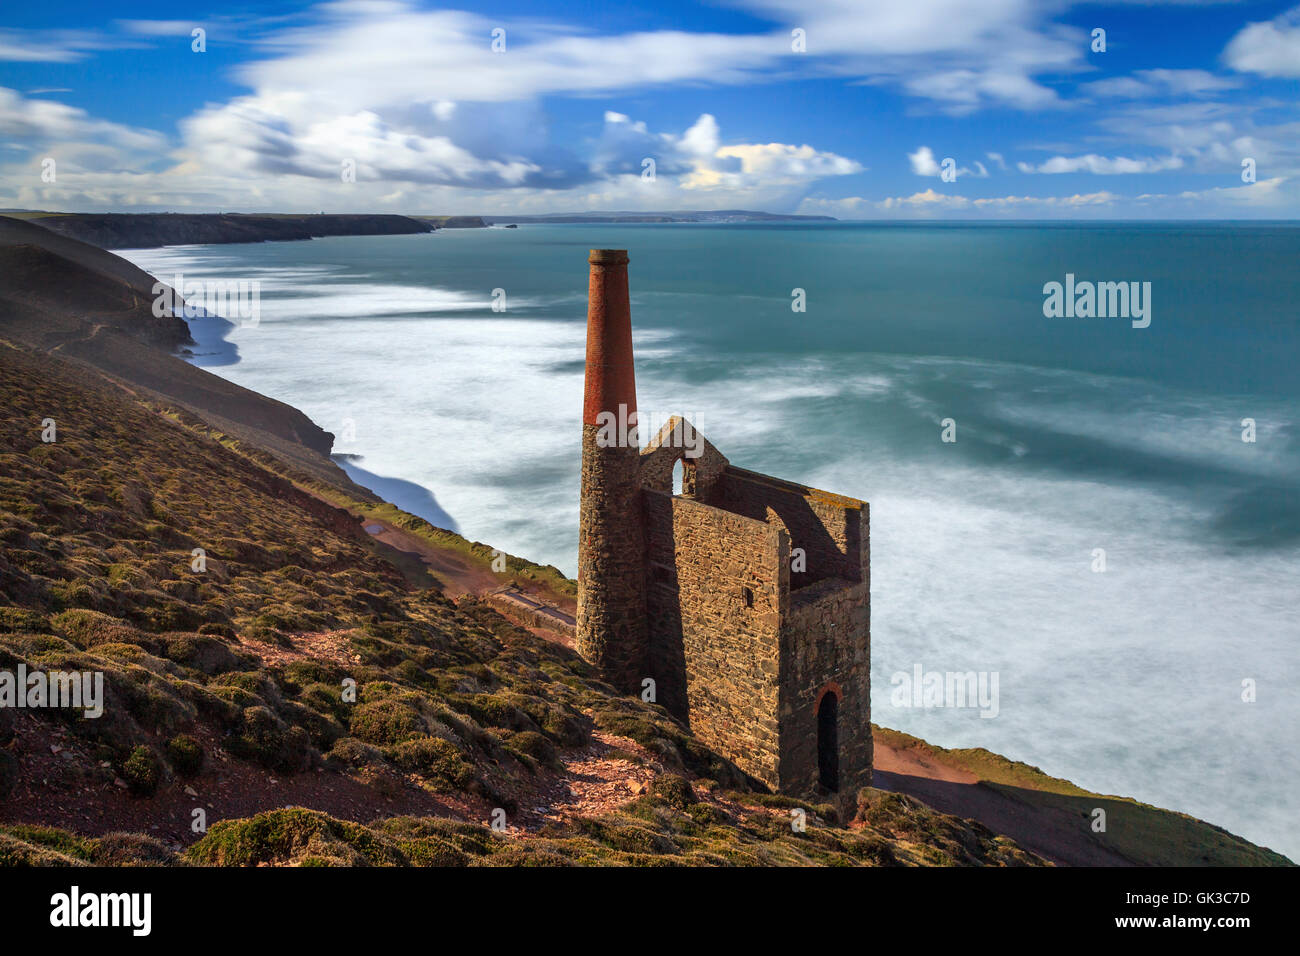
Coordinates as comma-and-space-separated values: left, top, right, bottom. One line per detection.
476, 210, 837, 224
2, 212, 435, 250
0, 210, 836, 250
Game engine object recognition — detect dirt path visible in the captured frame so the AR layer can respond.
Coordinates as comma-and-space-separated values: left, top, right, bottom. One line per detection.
355, 515, 576, 645
359, 516, 501, 598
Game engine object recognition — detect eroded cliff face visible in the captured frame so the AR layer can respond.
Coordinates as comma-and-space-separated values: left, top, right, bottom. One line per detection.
0, 215, 345, 477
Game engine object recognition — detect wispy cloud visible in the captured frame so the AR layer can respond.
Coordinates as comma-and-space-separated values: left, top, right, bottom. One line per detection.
1017, 153, 1186, 174
0, 28, 132, 63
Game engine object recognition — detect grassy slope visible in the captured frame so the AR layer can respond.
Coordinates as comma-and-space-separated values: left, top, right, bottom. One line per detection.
873, 726, 1291, 866
0, 342, 1041, 867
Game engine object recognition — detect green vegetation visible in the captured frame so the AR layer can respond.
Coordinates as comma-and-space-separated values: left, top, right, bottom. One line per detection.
872, 725, 1293, 867
166, 734, 204, 776
120, 746, 162, 796
4, 786, 1042, 867
0, 824, 178, 866
0, 338, 1286, 868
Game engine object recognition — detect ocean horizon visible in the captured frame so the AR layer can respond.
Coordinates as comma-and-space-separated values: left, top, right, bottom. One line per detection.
123, 220, 1300, 860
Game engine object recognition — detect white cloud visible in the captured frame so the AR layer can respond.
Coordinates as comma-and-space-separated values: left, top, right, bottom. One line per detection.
1082, 69, 1242, 99
0, 94, 862, 213
679, 114, 720, 158
909, 146, 941, 176
0, 87, 167, 157
115, 20, 198, 38
1176, 176, 1290, 206
902, 67, 1064, 113
180, 96, 542, 188
1224, 6, 1300, 77
1017, 153, 1185, 174
798, 188, 1124, 219
0, 29, 124, 63
3, 0, 1291, 215
798, 188, 1121, 216
909, 145, 988, 178
219, 0, 1083, 115
594, 111, 862, 200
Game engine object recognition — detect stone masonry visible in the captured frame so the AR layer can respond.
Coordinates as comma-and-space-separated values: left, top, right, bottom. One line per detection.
576, 250, 871, 802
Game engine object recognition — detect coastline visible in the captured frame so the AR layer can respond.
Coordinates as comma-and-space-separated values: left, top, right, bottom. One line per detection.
0, 213, 1291, 866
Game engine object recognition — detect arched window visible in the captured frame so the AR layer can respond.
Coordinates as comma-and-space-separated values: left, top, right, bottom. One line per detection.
670, 456, 697, 497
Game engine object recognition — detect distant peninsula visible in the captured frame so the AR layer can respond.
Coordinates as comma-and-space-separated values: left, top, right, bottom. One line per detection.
479, 210, 836, 224
0, 209, 835, 250
4, 212, 435, 250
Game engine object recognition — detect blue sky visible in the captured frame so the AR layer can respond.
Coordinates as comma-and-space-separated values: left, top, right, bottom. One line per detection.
2, 0, 1298, 217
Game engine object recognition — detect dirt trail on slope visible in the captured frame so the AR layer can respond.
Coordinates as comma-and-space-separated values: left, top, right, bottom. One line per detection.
359, 516, 502, 598
354, 515, 576, 645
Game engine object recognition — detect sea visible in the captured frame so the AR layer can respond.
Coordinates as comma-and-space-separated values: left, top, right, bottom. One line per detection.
121, 221, 1300, 860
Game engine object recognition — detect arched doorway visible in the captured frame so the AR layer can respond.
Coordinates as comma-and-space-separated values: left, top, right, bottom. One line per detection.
817, 692, 839, 792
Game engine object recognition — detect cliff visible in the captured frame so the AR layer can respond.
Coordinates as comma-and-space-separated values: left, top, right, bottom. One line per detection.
417, 215, 488, 228
0, 215, 353, 487
11, 212, 434, 250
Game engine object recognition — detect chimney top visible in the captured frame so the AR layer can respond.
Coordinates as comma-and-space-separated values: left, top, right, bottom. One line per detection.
583, 249, 636, 428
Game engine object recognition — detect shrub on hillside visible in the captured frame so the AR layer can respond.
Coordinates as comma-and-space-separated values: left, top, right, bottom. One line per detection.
225, 706, 312, 773
120, 745, 162, 796
348, 699, 425, 746
384, 737, 475, 790
166, 734, 204, 776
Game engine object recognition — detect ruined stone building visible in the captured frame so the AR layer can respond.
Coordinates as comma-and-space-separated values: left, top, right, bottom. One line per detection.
577, 249, 872, 800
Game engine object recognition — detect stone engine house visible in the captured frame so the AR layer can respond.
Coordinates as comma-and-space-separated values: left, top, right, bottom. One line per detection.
577, 249, 872, 799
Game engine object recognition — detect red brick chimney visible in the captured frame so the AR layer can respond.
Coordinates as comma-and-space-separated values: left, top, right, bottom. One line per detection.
582, 249, 637, 427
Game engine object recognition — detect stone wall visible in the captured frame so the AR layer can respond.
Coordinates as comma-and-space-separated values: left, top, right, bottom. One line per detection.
777, 502, 871, 803
584, 409, 871, 797
642, 490, 786, 787
719, 468, 864, 589
576, 423, 648, 694
638, 416, 728, 502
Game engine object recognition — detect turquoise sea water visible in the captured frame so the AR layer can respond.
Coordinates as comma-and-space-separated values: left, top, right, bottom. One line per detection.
123, 221, 1300, 859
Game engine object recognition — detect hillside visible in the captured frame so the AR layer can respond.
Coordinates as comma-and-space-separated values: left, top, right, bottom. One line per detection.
5, 212, 434, 250
0, 215, 354, 490
0, 341, 1044, 866
0, 227, 1289, 868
